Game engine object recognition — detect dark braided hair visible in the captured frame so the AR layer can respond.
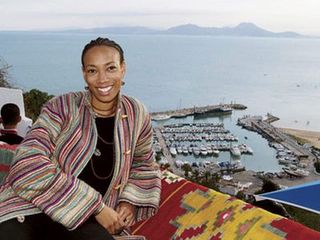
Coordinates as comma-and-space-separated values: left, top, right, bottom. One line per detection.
81, 37, 124, 66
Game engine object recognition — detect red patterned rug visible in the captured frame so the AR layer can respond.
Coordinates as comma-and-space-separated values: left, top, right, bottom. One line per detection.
131, 170, 320, 239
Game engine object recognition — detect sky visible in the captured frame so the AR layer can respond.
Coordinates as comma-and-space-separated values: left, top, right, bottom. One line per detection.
1, 0, 320, 35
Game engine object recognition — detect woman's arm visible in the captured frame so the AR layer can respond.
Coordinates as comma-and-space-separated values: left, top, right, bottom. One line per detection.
118, 106, 161, 222
7, 96, 104, 230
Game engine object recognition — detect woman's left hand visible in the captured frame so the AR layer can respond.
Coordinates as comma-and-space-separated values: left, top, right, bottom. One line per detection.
116, 202, 136, 226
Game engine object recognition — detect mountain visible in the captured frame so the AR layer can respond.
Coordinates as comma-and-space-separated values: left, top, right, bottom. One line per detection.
164, 22, 303, 38
64, 22, 305, 38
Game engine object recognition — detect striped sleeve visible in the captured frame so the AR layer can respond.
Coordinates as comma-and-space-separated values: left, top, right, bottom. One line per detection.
7, 97, 104, 230
118, 106, 161, 222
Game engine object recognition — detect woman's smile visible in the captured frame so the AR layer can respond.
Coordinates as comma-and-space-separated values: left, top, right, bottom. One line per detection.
97, 86, 113, 95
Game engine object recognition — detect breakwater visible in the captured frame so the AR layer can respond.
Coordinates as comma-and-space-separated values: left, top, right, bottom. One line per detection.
237, 115, 314, 160
150, 103, 247, 120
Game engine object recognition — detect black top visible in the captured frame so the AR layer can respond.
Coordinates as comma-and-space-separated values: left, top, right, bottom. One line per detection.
78, 116, 115, 195
0, 132, 24, 145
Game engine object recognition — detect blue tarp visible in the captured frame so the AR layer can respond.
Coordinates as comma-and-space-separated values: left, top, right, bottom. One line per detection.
257, 180, 320, 214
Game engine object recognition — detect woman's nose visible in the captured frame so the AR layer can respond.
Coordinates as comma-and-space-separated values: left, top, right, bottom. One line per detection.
97, 71, 109, 83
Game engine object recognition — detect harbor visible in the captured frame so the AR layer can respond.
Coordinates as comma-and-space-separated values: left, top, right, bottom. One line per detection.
152, 104, 320, 195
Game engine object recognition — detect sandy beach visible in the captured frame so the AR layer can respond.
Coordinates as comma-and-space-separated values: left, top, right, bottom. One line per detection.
280, 128, 320, 149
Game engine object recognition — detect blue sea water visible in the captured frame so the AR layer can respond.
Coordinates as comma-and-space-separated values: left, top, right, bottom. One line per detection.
1, 32, 319, 131
1, 32, 320, 172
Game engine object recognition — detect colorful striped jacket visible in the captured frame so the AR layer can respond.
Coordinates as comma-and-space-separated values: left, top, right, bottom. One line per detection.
0, 91, 161, 232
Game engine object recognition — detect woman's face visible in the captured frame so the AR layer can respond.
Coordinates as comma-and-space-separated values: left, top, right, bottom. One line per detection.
82, 45, 125, 108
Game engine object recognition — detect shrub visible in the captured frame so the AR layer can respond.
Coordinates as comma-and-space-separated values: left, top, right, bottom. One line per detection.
23, 89, 54, 122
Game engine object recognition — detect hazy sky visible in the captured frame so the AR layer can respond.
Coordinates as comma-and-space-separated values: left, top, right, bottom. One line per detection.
1, 0, 320, 35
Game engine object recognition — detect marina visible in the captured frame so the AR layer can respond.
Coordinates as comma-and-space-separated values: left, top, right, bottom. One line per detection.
160, 123, 254, 158
154, 120, 256, 180
152, 105, 320, 195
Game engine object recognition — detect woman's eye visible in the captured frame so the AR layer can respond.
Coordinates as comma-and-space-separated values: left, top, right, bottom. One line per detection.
107, 66, 117, 71
87, 69, 96, 74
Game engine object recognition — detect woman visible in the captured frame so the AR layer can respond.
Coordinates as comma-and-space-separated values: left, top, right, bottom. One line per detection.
0, 37, 161, 240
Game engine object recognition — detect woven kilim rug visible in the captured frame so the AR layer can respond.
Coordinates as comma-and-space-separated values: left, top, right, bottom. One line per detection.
131, 170, 320, 240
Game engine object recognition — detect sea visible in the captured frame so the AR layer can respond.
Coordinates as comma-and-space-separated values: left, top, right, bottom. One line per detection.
1, 31, 320, 172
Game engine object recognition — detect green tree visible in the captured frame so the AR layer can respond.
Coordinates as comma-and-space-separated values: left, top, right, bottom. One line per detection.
236, 190, 246, 201
200, 172, 220, 191
255, 179, 280, 194
23, 89, 54, 122
203, 170, 211, 183
181, 163, 192, 178
0, 58, 12, 88
191, 169, 200, 182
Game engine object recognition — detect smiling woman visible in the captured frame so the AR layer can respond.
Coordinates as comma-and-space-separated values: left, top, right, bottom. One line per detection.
82, 40, 126, 117
0, 37, 161, 240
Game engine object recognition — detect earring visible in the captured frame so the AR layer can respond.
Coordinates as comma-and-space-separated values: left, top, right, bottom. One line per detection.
85, 86, 89, 90
121, 80, 125, 86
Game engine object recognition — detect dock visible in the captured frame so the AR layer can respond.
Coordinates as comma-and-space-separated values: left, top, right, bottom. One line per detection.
151, 103, 247, 120
238, 115, 314, 160
154, 127, 183, 175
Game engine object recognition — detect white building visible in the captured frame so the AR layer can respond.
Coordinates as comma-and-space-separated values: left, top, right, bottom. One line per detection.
0, 87, 33, 137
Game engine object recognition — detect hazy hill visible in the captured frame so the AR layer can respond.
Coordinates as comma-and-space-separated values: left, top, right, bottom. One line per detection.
64, 22, 304, 38
164, 23, 302, 38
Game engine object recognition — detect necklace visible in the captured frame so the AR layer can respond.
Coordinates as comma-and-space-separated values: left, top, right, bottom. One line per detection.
91, 133, 115, 180
91, 101, 117, 116
92, 104, 115, 112
94, 112, 115, 118
93, 107, 116, 118
98, 134, 113, 145
90, 155, 114, 180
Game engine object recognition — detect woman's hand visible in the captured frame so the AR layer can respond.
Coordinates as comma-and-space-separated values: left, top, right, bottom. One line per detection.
116, 202, 137, 226
95, 206, 125, 234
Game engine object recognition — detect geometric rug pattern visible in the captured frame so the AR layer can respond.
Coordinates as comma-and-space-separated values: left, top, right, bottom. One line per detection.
131, 170, 320, 239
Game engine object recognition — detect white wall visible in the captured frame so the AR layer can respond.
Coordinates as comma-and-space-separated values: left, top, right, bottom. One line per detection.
0, 87, 33, 137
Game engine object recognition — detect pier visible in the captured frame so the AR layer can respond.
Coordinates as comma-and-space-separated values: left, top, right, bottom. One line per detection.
154, 127, 182, 175
238, 115, 314, 160
150, 103, 247, 120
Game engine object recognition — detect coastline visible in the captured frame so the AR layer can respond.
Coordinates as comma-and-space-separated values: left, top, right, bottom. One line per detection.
279, 128, 320, 149
234, 126, 320, 191
153, 107, 320, 195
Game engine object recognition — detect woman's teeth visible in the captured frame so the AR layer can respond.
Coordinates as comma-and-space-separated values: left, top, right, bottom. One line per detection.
98, 86, 112, 94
